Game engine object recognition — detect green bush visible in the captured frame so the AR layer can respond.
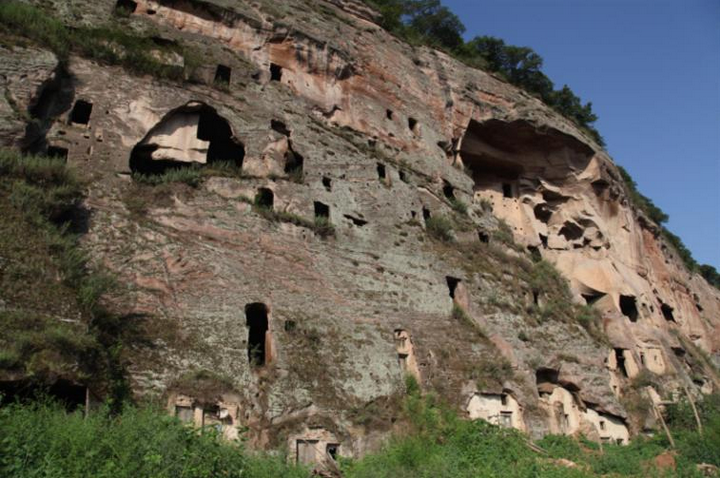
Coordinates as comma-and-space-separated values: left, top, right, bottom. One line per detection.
449, 197, 468, 216
425, 215, 454, 241
0, 401, 308, 478
133, 168, 204, 187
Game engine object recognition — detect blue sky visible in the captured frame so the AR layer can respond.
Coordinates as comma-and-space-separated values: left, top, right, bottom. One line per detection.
443, 0, 720, 268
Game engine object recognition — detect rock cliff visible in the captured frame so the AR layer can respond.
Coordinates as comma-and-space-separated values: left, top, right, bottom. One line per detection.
1, 0, 719, 466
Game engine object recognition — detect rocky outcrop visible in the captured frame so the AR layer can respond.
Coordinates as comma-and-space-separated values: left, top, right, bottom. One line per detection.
1, 0, 718, 463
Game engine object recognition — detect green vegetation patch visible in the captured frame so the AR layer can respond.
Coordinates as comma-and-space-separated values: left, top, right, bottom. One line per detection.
0, 401, 307, 478
0, 1, 200, 81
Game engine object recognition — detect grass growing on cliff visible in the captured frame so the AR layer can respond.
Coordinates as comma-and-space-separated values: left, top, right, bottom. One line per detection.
0, 149, 134, 408
0, 149, 97, 379
425, 215, 454, 242
0, 401, 308, 478
0, 1, 200, 81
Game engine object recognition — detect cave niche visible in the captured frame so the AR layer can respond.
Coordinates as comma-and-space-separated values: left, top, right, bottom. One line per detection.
458, 119, 594, 197
129, 102, 244, 175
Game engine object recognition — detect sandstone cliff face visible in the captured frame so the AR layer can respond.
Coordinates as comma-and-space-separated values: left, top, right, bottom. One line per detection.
2, 0, 719, 462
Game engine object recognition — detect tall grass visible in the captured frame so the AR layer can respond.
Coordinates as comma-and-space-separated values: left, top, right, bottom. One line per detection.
0, 401, 308, 478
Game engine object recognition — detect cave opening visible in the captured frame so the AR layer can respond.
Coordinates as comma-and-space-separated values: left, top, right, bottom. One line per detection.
47, 146, 68, 161
527, 245, 541, 262
326, 444, 340, 461
660, 303, 676, 322
478, 230, 490, 244
69, 100, 93, 125
559, 221, 584, 241
322, 176, 332, 191
582, 290, 606, 306
271, 119, 290, 136
270, 63, 282, 82
408, 117, 418, 133
539, 234, 548, 249
443, 181, 455, 199
245, 303, 269, 367
255, 188, 274, 209
458, 119, 593, 201
284, 143, 304, 179
377, 163, 386, 180
314, 201, 330, 220
536, 368, 559, 390
422, 207, 431, 221
446, 276, 461, 299
619, 295, 639, 322
533, 203, 553, 223
197, 108, 244, 164
129, 103, 244, 175
115, 0, 137, 13
0, 379, 87, 411
614, 349, 628, 377
214, 64, 232, 85
502, 183, 513, 198
386, 109, 394, 120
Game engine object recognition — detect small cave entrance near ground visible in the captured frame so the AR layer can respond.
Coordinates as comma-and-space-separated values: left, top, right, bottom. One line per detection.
0, 379, 87, 411
660, 302, 676, 322
458, 119, 593, 198
326, 444, 339, 461
255, 188, 274, 209
129, 102, 244, 175
214, 64, 231, 85
245, 303, 269, 367
47, 145, 68, 161
619, 295, 639, 322
69, 99, 93, 125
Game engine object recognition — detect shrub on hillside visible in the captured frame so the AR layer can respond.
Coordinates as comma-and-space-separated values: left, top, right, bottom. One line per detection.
425, 215, 454, 241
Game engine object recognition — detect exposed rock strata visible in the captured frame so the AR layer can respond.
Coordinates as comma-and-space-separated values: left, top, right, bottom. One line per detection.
1, 0, 718, 463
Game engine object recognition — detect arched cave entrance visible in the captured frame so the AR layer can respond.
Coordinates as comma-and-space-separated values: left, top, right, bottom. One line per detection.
129, 102, 245, 175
